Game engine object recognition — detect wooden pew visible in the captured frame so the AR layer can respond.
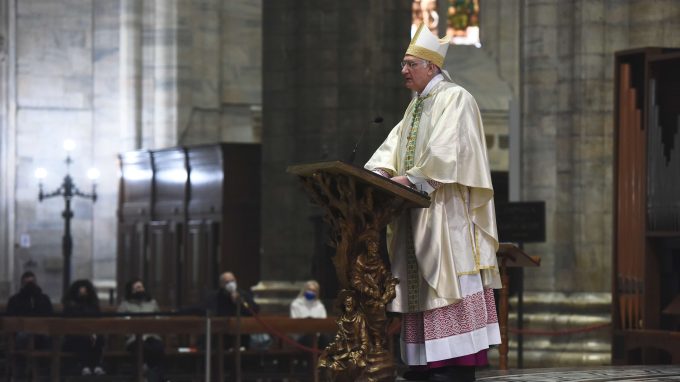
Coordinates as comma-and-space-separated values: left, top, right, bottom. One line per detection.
1, 316, 337, 381
214, 316, 338, 382
2, 316, 207, 380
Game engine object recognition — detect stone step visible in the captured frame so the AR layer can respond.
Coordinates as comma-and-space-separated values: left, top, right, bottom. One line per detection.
251, 280, 304, 297
508, 292, 611, 314
497, 292, 612, 368
506, 312, 610, 342
508, 312, 610, 327
505, 338, 610, 353
251, 280, 306, 315
487, 347, 611, 369
504, 295, 611, 344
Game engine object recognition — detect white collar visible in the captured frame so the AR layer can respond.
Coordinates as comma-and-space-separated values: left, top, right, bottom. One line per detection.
419, 74, 444, 97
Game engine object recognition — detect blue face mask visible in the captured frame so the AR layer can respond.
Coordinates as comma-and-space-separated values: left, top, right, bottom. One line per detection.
304, 291, 317, 301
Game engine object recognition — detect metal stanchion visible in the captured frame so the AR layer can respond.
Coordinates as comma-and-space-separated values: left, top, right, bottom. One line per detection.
205, 313, 211, 382
235, 301, 242, 382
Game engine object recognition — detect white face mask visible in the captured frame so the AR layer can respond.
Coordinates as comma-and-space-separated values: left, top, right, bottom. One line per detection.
225, 281, 237, 293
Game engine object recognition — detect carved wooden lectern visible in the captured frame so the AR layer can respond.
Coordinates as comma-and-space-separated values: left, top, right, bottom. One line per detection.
288, 161, 430, 382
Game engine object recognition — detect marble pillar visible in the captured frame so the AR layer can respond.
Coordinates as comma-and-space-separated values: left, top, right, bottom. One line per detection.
153, 0, 179, 149
0, 0, 16, 297
520, 0, 680, 292
261, 1, 411, 281
120, 0, 142, 150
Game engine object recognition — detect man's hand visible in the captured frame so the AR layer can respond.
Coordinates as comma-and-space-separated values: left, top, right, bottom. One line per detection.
391, 175, 413, 188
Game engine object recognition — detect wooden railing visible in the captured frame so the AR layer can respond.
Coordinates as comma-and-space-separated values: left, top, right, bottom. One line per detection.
1, 315, 337, 382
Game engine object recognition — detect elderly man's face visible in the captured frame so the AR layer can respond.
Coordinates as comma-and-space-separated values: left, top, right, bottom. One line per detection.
220, 272, 236, 285
401, 55, 436, 93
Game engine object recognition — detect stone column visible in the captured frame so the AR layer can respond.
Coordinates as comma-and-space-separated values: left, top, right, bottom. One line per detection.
569, 0, 610, 292
153, 0, 179, 149
521, 1, 576, 291
0, 0, 16, 298
92, 0, 124, 282
120, 0, 143, 150
261, 1, 411, 281
519, 0, 680, 293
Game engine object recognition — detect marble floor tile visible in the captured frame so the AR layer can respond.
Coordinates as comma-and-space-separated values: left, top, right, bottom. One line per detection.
475, 365, 680, 382
396, 366, 680, 382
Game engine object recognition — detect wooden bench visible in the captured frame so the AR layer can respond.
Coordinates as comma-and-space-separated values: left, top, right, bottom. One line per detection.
1, 315, 338, 381
613, 329, 680, 364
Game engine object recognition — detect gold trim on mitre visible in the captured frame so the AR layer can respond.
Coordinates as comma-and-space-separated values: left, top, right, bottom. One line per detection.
405, 23, 450, 68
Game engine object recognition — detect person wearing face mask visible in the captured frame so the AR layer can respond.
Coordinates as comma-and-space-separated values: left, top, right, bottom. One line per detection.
118, 279, 166, 382
6, 271, 54, 378
213, 271, 259, 316
290, 280, 329, 352
290, 280, 327, 319
62, 279, 106, 376
6, 271, 54, 317
208, 271, 260, 350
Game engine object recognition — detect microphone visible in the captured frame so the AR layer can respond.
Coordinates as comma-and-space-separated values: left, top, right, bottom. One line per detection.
233, 288, 255, 312
347, 116, 384, 164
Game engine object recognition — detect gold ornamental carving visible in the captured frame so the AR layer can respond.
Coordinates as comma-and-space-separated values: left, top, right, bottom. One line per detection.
292, 166, 426, 382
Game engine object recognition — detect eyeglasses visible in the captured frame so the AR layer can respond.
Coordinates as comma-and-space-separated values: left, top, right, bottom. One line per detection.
400, 59, 428, 70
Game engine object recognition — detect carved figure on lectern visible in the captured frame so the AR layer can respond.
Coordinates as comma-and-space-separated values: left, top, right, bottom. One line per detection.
351, 230, 398, 351
318, 290, 369, 381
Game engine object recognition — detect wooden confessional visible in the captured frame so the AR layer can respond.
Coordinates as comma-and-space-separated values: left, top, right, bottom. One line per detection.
613, 48, 680, 364
116, 143, 261, 309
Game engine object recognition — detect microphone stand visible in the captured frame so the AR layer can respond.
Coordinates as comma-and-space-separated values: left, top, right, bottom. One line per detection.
347, 116, 383, 164
205, 311, 211, 382
347, 136, 366, 164
235, 294, 242, 382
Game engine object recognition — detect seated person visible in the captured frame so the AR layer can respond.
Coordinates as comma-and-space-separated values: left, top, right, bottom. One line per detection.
207, 271, 261, 350
6, 271, 54, 377
7, 271, 53, 317
210, 272, 259, 315
290, 280, 329, 349
62, 279, 106, 376
290, 280, 327, 319
117, 279, 165, 382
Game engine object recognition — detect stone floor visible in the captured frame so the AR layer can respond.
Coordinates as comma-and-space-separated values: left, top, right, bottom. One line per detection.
54, 365, 680, 381
394, 365, 680, 381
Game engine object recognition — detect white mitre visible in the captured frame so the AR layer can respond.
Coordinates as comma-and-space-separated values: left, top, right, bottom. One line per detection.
405, 23, 452, 81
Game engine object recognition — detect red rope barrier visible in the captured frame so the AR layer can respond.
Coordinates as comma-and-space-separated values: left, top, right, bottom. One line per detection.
508, 322, 610, 336
243, 304, 324, 355
242, 303, 608, 351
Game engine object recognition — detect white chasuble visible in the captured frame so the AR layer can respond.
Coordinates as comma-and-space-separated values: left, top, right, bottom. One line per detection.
365, 80, 502, 314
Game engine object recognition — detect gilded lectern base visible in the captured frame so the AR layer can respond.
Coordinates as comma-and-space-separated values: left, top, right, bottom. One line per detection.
288, 161, 430, 382
319, 349, 396, 382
